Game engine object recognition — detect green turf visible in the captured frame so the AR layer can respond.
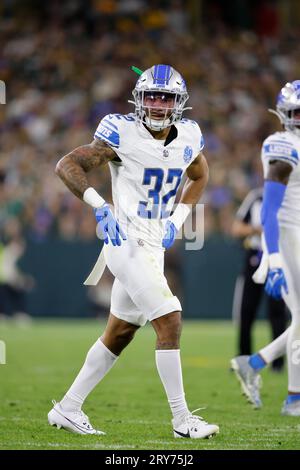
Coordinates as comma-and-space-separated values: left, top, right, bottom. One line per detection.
0, 319, 298, 450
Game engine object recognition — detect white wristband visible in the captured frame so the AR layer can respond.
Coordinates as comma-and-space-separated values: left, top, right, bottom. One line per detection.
83, 187, 105, 208
169, 203, 191, 231
269, 253, 283, 269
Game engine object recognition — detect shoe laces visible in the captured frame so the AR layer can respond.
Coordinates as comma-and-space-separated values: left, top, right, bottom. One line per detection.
247, 370, 262, 388
187, 407, 208, 425
254, 374, 262, 389
247, 373, 262, 404
76, 410, 93, 429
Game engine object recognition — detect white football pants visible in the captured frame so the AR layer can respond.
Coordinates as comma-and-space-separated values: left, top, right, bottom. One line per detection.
103, 238, 181, 326
259, 226, 300, 392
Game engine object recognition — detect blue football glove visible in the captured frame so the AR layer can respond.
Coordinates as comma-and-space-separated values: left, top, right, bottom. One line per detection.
94, 204, 127, 247
162, 220, 178, 249
265, 268, 288, 300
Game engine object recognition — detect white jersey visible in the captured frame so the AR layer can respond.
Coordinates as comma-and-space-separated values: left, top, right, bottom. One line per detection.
94, 113, 204, 246
261, 130, 300, 228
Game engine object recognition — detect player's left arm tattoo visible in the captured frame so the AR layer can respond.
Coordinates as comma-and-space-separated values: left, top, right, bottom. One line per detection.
180, 152, 209, 206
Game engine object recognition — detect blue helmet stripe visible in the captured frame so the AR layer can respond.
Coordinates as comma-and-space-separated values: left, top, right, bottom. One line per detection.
153, 64, 171, 86
165, 65, 171, 84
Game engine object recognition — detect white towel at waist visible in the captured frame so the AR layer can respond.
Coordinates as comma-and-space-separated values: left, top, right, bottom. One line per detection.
252, 233, 269, 284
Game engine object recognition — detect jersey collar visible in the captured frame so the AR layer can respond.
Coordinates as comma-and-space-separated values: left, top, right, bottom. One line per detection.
136, 121, 178, 146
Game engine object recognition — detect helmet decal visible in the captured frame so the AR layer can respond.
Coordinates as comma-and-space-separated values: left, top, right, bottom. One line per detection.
152, 64, 172, 86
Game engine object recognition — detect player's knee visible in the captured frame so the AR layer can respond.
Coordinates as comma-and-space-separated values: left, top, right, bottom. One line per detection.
102, 321, 138, 354
103, 328, 137, 356
115, 324, 137, 343
106, 320, 139, 347
152, 311, 182, 347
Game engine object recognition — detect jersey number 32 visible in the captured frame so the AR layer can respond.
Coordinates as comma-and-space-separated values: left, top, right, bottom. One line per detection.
138, 168, 183, 219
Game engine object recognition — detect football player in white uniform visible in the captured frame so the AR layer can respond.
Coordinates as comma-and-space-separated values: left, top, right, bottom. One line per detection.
48, 64, 219, 438
231, 80, 300, 416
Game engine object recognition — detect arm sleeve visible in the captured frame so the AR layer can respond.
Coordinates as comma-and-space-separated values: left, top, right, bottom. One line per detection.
94, 114, 120, 148
261, 181, 286, 254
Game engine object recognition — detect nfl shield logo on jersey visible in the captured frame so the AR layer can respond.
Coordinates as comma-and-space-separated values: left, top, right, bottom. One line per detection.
183, 145, 193, 163
163, 149, 169, 158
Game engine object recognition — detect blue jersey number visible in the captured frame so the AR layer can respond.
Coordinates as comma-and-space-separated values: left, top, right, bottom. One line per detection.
138, 168, 183, 219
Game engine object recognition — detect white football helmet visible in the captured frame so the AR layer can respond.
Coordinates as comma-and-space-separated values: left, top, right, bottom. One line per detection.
129, 64, 191, 131
270, 80, 300, 137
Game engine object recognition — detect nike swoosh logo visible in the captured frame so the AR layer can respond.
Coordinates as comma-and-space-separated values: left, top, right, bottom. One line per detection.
173, 429, 190, 438
53, 407, 93, 434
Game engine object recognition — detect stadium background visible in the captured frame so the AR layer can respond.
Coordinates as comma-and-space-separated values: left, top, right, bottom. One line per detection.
1, 0, 300, 319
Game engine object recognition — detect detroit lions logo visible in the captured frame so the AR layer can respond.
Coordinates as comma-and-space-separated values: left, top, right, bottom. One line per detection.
183, 145, 193, 163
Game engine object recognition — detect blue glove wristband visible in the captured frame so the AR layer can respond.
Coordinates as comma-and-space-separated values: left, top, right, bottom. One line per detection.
162, 221, 178, 249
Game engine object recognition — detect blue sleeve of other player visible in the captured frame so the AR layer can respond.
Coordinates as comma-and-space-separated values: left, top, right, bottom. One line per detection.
261, 180, 286, 254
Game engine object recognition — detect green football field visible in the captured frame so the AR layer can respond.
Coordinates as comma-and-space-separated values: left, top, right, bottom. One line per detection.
0, 319, 298, 450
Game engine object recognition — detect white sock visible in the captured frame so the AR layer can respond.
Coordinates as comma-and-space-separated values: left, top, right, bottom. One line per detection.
287, 313, 300, 392
155, 349, 189, 422
60, 339, 117, 412
259, 327, 290, 364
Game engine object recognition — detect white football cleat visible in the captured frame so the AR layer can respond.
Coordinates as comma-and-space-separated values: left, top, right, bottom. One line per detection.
48, 400, 105, 435
172, 409, 219, 439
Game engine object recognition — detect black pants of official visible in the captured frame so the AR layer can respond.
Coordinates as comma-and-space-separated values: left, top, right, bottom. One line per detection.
237, 259, 287, 369
0, 284, 26, 316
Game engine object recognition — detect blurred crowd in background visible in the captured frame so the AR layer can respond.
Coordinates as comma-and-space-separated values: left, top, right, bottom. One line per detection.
1, 0, 300, 316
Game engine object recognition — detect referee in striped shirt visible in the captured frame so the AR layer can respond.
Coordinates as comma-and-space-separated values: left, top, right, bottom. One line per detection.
232, 188, 287, 371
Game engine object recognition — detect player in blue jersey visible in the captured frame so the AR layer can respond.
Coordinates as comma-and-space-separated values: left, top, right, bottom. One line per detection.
231, 81, 300, 416
48, 65, 219, 438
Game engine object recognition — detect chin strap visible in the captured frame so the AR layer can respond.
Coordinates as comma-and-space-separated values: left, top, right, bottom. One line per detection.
145, 116, 171, 131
